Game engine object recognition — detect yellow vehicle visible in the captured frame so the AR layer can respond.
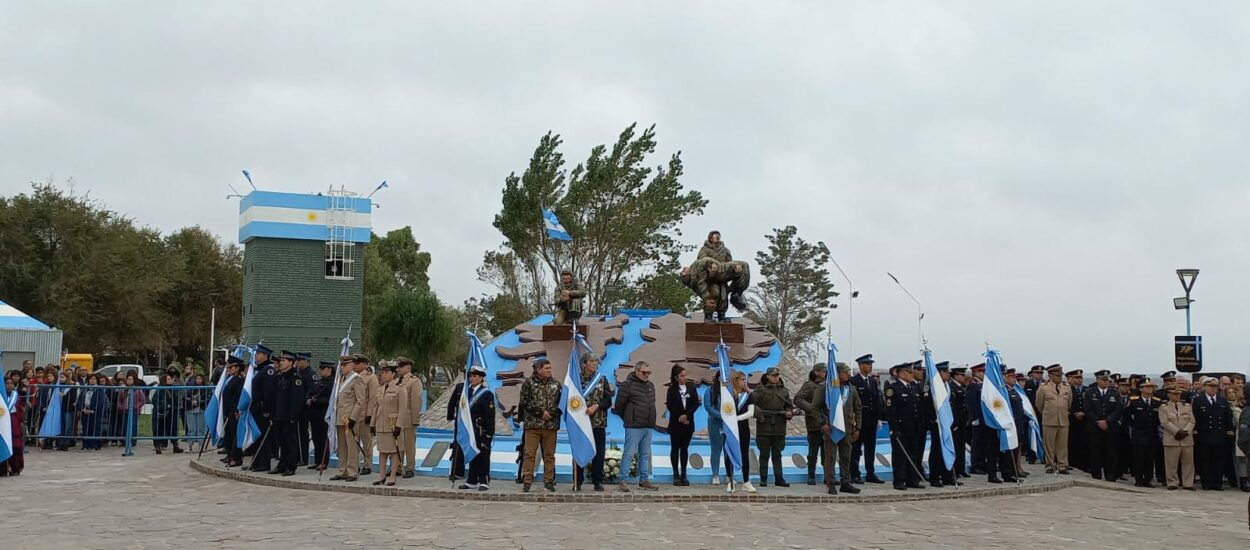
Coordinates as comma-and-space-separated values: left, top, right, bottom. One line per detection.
61, 353, 95, 372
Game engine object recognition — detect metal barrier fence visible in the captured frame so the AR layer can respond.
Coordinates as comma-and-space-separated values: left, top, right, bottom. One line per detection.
21, 384, 215, 457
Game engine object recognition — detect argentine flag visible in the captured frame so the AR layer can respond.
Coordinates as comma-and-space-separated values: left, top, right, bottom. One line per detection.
39, 380, 63, 438
561, 333, 599, 467
824, 342, 848, 443
716, 341, 743, 470
236, 347, 261, 449
457, 332, 488, 463
326, 329, 353, 454
923, 350, 957, 467
981, 349, 1019, 451
204, 372, 230, 446
0, 387, 15, 463
1014, 381, 1045, 461
543, 209, 572, 241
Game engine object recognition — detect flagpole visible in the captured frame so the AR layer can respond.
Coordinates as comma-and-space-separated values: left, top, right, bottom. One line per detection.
886, 272, 925, 352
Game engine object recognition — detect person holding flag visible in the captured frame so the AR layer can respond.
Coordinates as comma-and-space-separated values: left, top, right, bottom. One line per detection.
722, 369, 756, 494
520, 358, 562, 493
795, 351, 863, 495
568, 347, 614, 492
451, 332, 496, 491
886, 363, 927, 490
322, 329, 354, 474
329, 355, 369, 482
219, 357, 245, 467
1013, 369, 1047, 478
979, 350, 1021, 483
924, 358, 959, 488
1, 373, 23, 476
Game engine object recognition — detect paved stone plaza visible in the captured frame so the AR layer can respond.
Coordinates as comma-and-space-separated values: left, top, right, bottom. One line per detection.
4, 449, 1247, 549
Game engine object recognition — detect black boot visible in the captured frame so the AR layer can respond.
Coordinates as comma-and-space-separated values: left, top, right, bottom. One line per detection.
1240, 478, 1250, 493
840, 482, 861, 494
729, 292, 747, 311
807, 473, 816, 486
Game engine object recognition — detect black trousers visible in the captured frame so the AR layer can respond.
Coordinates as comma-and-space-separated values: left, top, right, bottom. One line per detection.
978, 426, 1001, 478
1225, 435, 1239, 486
852, 421, 878, 478
890, 428, 922, 486
297, 417, 311, 464
952, 425, 968, 475
225, 417, 242, 462
724, 424, 752, 483
1199, 442, 1227, 489
466, 439, 492, 485
1069, 418, 1087, 471
927, 425, 954, 484
805, 431, 824, 478
1112, 431, 1132, 479
970, 422, 984, 471
670, 426, 693, 481
310, 414, 330, 467
248, 415, 274, 469
576, 427, 607, 486
276, 420, 299, 471
1087, 427, 1118, 480
1132, 443, 1158, 485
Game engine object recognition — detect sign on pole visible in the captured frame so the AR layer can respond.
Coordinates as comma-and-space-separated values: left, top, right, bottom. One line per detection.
1175, 335, 1202, 373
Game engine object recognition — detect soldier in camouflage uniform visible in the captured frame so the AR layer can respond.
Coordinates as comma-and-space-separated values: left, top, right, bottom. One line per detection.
698, 230, 733, 262
554, 270, 586, 325
752, 366, 796, 487
679, 258, 729, 322
575, 354, 615, 492
695, 231, 750, 311
519, 358, 563, 492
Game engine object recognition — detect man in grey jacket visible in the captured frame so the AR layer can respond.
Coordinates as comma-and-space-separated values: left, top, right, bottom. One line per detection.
614, 361, 658, 492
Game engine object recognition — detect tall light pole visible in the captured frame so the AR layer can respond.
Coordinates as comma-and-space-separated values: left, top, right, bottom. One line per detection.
887, 272, 925, 352
830, 257, 858, 358
1175, 269, 1199, 335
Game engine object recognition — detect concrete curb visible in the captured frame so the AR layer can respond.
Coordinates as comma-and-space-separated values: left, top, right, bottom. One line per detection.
191, 459, 1081, 504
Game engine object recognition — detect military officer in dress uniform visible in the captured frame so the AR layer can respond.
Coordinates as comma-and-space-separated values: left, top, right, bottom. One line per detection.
247, 344, 279, 472
330, 355, 370, 482
887, 363, 926, 490
1111, 377, 1135, 481
1125, 379, 1163, 487
968, 363, 988, 475
354, 357, 380, 476
1067, 369, 1088, 472
1035, 364, 1072, 474
221, 357, 246, 468
450, 365, 495, 491
925, 362, 959, 487
370, 364, 409, 486
395, 357, 424, 479
1004, 368, 1029, 478
1023, 365, 1045, 463
849, 354, 885, 484
1193, 378, 1234, 490
1083, 369, 1122, 481
271, 351, 306, 476
949, 367, 970, 478
306, 361, 334, 471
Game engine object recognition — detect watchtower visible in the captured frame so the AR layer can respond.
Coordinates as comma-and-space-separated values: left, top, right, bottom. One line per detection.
238, 187, 369, 360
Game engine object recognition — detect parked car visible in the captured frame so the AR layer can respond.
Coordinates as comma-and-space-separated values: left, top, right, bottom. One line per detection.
92, 364, 160, 386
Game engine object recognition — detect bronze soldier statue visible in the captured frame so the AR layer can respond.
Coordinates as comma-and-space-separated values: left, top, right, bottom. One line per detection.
554, 269, 586, 325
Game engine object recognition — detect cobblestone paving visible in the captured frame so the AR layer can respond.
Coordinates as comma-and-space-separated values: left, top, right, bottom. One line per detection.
4, 448, 1247, 549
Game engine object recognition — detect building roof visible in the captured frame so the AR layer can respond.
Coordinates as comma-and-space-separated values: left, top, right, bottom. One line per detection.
0, 300, 52, 330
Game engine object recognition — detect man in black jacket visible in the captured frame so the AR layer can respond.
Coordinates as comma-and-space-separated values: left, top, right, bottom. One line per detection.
247, 344, 278, 472
294, 353, 315, 466
1124, 379, 1163, 487
1193, 378, 1234, 490
307, 361, 334, 471
221, 358, 245, 467
1067, 370, 1088, 472
887, 364, 925, 490
614, 361, 658, 492
1083, 370, 1123, 481
949, 367, 970, 478
448, 365, 495, 491
849, 354, 885, 484
271, 351, 306, 476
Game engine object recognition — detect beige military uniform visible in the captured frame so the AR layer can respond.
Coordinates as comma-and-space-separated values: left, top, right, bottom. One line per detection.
334, 372, 369, 477
1035, 380, 1072, 470
371, 381, 410, 454
356, 371, 380, 471
399, 374, 424, 472
1160, 400, 1196, 488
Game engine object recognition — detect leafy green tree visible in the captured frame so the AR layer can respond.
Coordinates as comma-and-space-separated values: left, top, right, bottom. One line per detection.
368, 288, 454, 381
161, 226, 243, 362
484, 124, 707, 316
746, 225, 838, 354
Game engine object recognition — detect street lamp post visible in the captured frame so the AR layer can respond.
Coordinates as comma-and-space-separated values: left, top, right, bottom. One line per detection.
1175, 269, 1199, 336
830, 257, 858, 358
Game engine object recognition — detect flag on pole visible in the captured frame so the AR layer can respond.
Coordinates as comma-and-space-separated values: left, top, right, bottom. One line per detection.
716, 340, 743, 471
923, 350, 957, 467
205, 347, 244, 446
326, 329, 353, 454
0, 383, 14, 463
39, 380, 63, 438
824, 342, 849, 443
1014, 380, 1045, 461
236, 347, 261, 449
542, 209, 572, 241
561, 332, 599, 467
981, 349, 1019, 451
457, 332, 488, 463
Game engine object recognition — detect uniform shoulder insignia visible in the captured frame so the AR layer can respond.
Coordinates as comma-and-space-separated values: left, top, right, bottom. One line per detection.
488, 401, 494, 409
295, 379, 302, 386
885, 388, 894, 397
1130, 396, 1139, 400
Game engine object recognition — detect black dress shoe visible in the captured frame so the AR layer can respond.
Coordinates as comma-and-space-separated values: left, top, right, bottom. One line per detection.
593, 483, 604, 492
360, 468, 372, 475
306, 464, 318, 470
893, 484, 907, 491
807, 476, 817, 486
906, 482, 925, 489
330, 475, 345, 481
403, 470, 415, 479
988, 476, 1002, 484
268, 467, 283, 475
827, 485, 838, 495
281, 470, 295, 476
840, 483, 861, 494
759, 482, 768, 488
774, 480, 790, 488
865, 476, 885, 484
930, 481, 944, 488
1002, 477, 1018, 483
1059, 469, 1071, 475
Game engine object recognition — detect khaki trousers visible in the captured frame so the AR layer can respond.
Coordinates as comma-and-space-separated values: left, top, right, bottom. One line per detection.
357, 420, 373, 470
336, 425, 358, 477
402, 427, 418, 471
822, 434, 854, 484
1043, 424, 1069, 469
522, 428, 557, 484
1164, 445, 1195, 488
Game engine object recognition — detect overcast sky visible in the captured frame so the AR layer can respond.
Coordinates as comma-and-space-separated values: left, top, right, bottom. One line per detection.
3, 2, 1247, 374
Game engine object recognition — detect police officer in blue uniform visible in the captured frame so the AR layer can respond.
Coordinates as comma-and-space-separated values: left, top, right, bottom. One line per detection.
849, 354, 885, 484
887, 363, 926, 490
925, 361, 960, 487
449, 365, 496, 491
1192, 378, 1234, 490
1083, 369, 1123, 481
294, 352, 315, 466
967, 362, 1011, 482
270, 351, 306, 476
1124, 378, 1162, 487
1067, 369, 1087, 472
220, 356, 246, 468
1005, 368, 1029, 479
247, 344, 278, 472
949, 367, 970, 478
1023, 365, 1044, 463
307, 361, 334, 470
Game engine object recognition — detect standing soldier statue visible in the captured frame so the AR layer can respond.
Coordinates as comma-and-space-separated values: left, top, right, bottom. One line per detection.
554, 269, 585, 325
